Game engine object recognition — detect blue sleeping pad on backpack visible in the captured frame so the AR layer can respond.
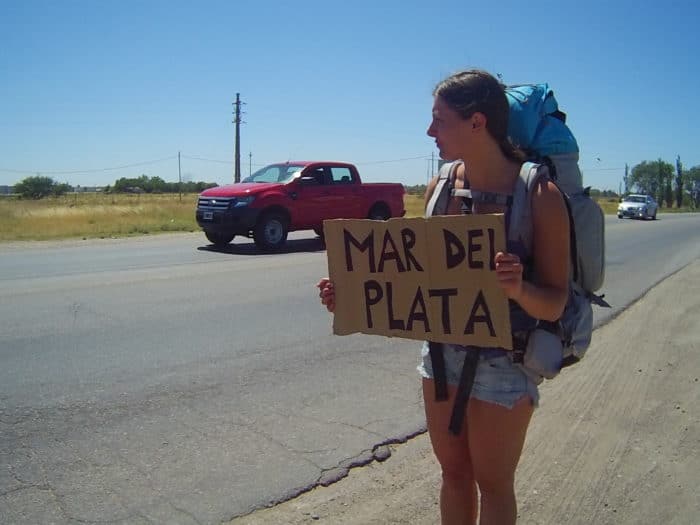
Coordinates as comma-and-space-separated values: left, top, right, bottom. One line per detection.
506, 84, 579, 157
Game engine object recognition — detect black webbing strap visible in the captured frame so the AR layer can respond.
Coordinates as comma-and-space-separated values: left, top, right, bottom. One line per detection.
511, 333, 527, 364
428, 341, 448, 401
429, 342, 481, 435
448, 350, 479, 435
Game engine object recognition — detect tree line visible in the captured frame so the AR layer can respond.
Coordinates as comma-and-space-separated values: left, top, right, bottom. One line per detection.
10, 174, 216, 199
625, 158, 700, 208
109, 175, 216, 194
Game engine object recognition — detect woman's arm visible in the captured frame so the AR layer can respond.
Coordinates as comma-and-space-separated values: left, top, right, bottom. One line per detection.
495, 178, 570, 321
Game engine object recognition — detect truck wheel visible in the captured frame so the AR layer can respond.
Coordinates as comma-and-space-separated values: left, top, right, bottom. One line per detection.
254, 212, 288, 251
205, 231, 235, 247
368, 204, 390, 221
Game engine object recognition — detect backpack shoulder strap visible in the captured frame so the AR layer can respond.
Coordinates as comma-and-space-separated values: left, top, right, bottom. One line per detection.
425, 161, 460, 217
508, 162, 550, 250
513, 163, 595, 301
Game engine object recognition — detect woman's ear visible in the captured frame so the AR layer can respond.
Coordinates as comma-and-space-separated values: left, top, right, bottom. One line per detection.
471, 112, 486, 131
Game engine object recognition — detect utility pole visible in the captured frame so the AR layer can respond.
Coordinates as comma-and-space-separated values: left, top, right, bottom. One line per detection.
233, 93, 244, 182
178, 151, 182, 202
249, 152, 252, 177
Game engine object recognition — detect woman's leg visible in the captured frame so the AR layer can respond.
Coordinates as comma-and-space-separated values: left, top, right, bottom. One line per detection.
468, 396, 533, 525
423, 379, 478, 525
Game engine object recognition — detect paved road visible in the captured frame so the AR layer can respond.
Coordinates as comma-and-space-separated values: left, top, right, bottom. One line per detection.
1, 214, 699, 524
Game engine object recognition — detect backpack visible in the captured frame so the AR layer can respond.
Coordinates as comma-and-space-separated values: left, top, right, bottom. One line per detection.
504, 83, 607, 300
425, 83, 610, 435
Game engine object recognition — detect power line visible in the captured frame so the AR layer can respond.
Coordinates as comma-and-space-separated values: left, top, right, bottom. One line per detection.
181, 155, 269, 168
580, 166, 626, 172
0, 155, 177, 175
183, 154, 433, 167
354, 155, 431, 165
1, 153, 436, 176
181, 154, 233, 165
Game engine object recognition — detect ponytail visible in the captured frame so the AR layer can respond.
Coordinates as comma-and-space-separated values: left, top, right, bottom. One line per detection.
499, 137, 527, 163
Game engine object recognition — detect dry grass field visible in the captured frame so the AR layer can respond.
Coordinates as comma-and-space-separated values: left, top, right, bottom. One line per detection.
0, 193, 200, 241
0, 192, 657, 242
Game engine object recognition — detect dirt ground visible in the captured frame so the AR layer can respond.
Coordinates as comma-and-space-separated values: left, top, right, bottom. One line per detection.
230, 261, 700, 525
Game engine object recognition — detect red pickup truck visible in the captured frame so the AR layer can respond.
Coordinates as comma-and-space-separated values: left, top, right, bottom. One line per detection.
195, 161, 406, 250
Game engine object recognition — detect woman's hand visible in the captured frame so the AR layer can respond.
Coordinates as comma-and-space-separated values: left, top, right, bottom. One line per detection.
494, 251, 523, 301
317, 278, 336, 313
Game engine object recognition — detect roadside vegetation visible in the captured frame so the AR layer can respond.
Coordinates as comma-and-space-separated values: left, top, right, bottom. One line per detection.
0, 193, 200, 241
1, 191, 695, 243
2, 158, 698, 242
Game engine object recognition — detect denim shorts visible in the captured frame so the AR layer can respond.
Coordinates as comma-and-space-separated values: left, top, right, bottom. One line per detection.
417, 341, 541, 409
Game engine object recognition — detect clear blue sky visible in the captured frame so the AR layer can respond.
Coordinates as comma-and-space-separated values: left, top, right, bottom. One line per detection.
1, 0, 698, 191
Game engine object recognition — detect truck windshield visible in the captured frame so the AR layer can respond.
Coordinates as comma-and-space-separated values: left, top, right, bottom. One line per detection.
242, 163, 305, 183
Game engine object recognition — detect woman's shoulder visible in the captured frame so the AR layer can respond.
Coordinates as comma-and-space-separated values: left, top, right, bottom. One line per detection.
531, 175, 564, 204
529, 172, 568, 227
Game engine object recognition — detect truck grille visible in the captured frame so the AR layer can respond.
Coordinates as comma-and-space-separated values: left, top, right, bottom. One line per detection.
197, 197, 231, 210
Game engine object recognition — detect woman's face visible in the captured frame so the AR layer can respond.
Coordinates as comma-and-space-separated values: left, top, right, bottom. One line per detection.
426, 95, 472, 161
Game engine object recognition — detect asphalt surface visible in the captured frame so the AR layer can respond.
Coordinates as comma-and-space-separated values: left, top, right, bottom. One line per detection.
1, 214, 699, 524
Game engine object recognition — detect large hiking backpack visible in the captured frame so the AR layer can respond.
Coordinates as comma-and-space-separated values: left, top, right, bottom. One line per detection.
425, 83, 610, 435
507, 162, 609, 373
505, 84, 606, 293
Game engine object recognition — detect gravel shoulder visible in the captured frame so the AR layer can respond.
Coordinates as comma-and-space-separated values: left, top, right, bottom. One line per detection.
231, 260, 700, 525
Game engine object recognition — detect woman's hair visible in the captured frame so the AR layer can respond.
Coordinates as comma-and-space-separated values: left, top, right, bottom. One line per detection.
433, 69, 525, 162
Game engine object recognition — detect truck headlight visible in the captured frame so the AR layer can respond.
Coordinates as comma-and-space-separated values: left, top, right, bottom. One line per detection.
232, 196, 255, 208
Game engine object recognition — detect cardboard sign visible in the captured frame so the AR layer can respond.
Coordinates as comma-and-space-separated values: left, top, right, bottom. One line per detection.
324, 214, 512, 349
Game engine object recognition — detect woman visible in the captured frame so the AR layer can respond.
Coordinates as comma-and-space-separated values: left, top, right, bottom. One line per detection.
318, 69, 570, 524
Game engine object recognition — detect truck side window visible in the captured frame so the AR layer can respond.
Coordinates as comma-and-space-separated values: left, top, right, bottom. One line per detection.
308, 168, 326, 185
330, 167, 353, 184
